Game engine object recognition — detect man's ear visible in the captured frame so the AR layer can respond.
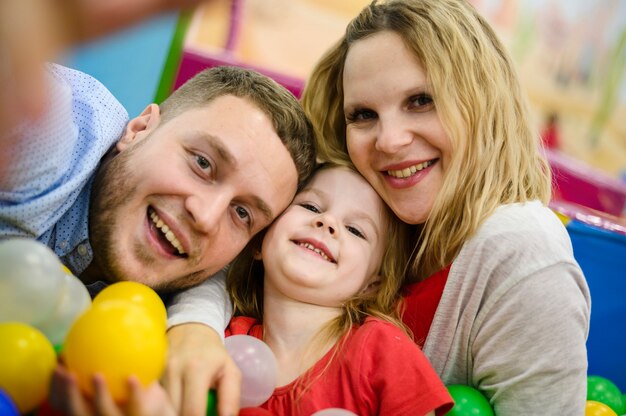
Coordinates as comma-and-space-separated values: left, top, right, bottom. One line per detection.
117, 104, 161, 152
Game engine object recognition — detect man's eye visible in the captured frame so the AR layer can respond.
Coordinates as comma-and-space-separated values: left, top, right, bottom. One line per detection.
196, 155, 211, 170
235, 206, 251, 225
346, 225, 365, 239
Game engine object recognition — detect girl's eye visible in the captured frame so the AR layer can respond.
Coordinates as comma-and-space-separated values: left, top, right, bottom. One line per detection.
234, 206, 251, 225
300, 203, 320, 213
346, 108, 377, 123
409, 94, 434, 111
346, 225, 365, 239
195, 155, 212, 170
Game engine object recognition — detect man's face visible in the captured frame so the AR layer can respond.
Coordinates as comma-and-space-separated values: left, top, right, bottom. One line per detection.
90, 95, 298, 292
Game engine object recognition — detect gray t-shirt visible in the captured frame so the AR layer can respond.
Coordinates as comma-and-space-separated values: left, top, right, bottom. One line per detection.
423, 201, 590, 415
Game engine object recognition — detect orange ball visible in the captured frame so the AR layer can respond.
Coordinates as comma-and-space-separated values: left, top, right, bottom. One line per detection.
93, 281, 167, 329
63, 300, 167, 402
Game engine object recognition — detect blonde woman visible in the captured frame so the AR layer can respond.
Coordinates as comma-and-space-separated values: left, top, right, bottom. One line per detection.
226, 163, 452, 415
300, 0, 590, 414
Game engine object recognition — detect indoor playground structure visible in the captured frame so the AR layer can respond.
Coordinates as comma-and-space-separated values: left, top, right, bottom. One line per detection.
1, 0, 625, 414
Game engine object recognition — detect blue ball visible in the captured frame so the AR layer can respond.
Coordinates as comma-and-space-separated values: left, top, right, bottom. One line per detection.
0, 389, 19, 416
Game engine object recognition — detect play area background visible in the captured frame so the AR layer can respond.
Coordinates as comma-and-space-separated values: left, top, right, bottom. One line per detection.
63, 0, 626, 390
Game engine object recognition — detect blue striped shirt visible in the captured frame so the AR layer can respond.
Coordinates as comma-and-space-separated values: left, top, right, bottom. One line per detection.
0, 64, 129, 275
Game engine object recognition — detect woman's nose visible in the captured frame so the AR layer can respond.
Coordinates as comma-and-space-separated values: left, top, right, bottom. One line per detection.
375, 116, 413, 154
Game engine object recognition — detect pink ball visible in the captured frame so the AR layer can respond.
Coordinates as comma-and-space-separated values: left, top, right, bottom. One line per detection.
225, 335, 277, 408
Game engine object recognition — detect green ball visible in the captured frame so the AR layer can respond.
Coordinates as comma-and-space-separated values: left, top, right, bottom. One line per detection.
587, 376, 625, 415
446, 384, 494, 416
206, 389, 218, 416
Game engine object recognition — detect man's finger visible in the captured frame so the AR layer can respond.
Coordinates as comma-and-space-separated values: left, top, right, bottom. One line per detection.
161, 362, 183, 413
215, 361, 242, 416
180, 361, 213, 416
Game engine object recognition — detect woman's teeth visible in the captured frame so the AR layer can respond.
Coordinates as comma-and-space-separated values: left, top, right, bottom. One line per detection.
387, 160, 435, 178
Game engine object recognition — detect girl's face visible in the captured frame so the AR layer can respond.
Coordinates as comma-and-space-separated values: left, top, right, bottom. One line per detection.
343, 31, 452, 225
261, 167, 387, 307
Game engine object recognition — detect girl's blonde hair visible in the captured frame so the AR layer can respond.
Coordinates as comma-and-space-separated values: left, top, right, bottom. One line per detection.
301, 0, 551, 281
228, 162, 414, 337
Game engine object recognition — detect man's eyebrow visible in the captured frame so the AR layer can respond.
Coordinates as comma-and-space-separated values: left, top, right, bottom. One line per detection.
251, 195, 274, 225
204, 133, 236, 166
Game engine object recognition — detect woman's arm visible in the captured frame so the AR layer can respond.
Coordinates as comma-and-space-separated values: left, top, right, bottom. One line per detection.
472, 262, 590, 414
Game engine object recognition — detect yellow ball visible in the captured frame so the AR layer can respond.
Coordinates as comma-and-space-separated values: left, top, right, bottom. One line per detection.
0, 322, 56, 413
63, 300, 168, 402
586, 401, 618, 416
93, 281, 167, 329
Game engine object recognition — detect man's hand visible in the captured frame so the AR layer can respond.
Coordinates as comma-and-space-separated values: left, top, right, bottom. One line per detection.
164, 323, 241, 416
49, 365, 176, 416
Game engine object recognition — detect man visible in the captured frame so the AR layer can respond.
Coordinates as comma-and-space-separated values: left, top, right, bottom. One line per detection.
0, 64, 316, 415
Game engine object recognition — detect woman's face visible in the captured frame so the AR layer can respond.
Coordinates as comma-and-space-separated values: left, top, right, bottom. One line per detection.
343, 30, 452, 225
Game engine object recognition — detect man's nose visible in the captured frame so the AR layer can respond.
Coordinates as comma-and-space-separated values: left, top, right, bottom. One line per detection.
185, 192, 230, 235
375, 115, 413, 154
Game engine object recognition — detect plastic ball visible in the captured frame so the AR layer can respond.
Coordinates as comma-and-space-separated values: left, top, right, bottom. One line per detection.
224, 335, 277, 408
93, 281, 167, 329
311, 409, 358, 416
63, 300, 167, 402
586, 400, 618, 416
0, 389, 19, 416
37, 268, 91, 346
446, 384, 495, 416
587, 376, 625, 415
0, 239, 66, 327
0, 322, 56, 413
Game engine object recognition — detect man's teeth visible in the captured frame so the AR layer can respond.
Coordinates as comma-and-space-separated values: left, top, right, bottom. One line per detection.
149, 210, 186, 255
298, 242, 332, 262
387, 160, 435, 178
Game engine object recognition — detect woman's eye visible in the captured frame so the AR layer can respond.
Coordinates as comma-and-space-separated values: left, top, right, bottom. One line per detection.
346, 108, 377, 122
346, 225, 365, 239
410, 94, 434, 111
300, 203, 320, 213
234, 206, 251, 225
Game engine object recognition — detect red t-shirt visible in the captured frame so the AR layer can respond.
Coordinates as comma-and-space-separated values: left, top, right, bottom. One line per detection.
227, 316, 453, 416
400, 265, 451, 347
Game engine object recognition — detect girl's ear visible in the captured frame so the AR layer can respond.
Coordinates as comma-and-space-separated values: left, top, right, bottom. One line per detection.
361, 275, 382, 295
117, 104, 161, 152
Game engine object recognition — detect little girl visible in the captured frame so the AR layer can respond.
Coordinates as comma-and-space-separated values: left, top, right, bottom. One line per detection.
226, 163, 453, 415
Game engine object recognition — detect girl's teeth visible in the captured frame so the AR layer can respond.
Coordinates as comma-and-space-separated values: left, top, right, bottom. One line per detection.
299, 242, 332, 262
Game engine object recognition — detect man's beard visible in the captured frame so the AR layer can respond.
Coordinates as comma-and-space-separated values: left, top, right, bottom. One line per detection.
88, 142, 210, 293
